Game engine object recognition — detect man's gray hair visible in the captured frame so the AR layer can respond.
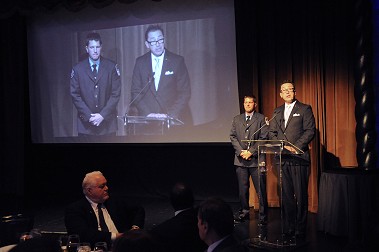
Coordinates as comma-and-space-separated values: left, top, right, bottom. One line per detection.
82, 171, 103, 194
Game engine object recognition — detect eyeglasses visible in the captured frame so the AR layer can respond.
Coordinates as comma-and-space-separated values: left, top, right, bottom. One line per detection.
147, 38, 164, 46
281, 88, 295, 93
88, 183, 107, 190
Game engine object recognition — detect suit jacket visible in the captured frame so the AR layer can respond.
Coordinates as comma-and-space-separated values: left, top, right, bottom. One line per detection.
230, 112, 268, 167
268, 100, 316, 162
64, 197, 145, 247
131, 50, 192, 124
211, 235, 248, 252
70, 57, 121, 135
149, 207, 207, 252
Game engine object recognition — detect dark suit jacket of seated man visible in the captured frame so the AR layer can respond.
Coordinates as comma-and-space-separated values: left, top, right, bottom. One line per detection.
64, 171, 145, 248
149, 182, 207, 252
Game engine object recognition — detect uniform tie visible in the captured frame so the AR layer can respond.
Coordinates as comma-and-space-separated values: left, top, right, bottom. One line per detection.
92, 64, 98, 76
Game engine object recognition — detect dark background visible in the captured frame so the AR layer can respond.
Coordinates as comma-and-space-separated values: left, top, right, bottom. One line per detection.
0, 0, 377, 214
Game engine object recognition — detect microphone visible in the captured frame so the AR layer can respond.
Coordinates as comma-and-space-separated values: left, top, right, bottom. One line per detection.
148, 75, 169, 118
123, 73, 154, 125
272, 110, 289, 142
247, 113, 277, 149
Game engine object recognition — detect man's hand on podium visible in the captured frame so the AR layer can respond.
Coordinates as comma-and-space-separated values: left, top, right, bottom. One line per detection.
284, 145, 298, 154
146, 113, 168, 118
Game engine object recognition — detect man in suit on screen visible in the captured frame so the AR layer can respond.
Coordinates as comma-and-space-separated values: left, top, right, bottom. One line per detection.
130, 24, 192, 125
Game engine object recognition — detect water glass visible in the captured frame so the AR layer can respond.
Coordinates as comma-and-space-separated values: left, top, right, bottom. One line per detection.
66, 234, 80, 252
94, 241, 108, 252
58, 235, 68, 252
77, 242, 91, 252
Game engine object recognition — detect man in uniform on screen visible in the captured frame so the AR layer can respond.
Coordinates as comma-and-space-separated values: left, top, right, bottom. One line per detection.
70, 32, 121, 136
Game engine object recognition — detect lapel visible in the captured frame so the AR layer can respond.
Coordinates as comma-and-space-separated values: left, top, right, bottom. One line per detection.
277, 105, 286, 132
83, 199, 98, 226
285, 102, 300, 129
157, 51, 172, 92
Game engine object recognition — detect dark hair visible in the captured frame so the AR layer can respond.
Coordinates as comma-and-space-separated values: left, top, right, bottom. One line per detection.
145, 24, 164, 41
197, 197, 234, 238
86, 32, 102, 46
169, 182, 194, 211
112, 229, 159, 252
243, 95, 257, 103
280, 80, 296, 90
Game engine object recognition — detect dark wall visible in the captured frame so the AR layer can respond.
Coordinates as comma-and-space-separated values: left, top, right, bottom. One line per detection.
25, 143, 239, 207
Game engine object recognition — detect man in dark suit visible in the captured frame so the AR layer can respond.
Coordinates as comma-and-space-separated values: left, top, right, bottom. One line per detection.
64, 171, 145, 248
268, 80, 316, 242
70, 32, 121, 136
197, 197, 248, 252
230, 95, 268, 225
130, 24, 192, 125
149, 182, 207, 252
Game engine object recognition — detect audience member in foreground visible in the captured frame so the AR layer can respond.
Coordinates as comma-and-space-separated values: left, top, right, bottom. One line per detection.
8, 236, 61, 252
197, 197, 248, 252
149, 182, 207, 252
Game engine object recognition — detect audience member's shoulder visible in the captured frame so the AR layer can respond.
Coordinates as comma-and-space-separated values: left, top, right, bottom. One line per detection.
113, 229, 161, 252
8, 236, 61, 252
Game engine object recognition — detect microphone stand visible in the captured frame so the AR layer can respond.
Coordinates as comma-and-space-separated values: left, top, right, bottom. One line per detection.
123, 73, 154, 125
247, 113, 277, 149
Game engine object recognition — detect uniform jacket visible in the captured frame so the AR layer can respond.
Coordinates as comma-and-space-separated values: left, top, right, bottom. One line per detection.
230, 112, 268, 167
70, 57, 121, 135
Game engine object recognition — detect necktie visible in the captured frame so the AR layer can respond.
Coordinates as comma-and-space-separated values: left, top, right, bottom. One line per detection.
154, 58, 160, 91
97, 203, 109, 232
92, 64, 97, 77
246, 115, 250, 121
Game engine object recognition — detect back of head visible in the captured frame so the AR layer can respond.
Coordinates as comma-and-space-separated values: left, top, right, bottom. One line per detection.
197, 197, 234, 238
112, 229, 158, 252
169, 182, 194, 211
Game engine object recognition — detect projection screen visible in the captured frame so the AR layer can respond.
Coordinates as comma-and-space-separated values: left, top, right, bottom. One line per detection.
27, 0, 239, 143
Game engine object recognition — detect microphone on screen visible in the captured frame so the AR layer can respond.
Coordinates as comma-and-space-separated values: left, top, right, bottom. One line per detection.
123, 73, 154, 125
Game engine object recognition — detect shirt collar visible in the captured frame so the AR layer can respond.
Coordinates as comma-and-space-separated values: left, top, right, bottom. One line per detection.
207, 235, 230, 252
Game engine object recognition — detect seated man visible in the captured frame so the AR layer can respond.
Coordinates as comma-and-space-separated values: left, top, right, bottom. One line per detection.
149, 182, 207, 252
64, 171, 145, 248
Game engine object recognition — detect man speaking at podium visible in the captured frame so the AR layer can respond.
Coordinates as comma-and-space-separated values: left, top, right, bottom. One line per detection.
131, 24, 192, 125
268, 80, 316, 242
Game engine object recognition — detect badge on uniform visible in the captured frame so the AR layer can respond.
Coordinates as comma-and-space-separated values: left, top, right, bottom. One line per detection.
115, 64, 120, 76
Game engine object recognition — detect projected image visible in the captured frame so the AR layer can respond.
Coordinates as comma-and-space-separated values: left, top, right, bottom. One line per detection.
27, 0, 239, 143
